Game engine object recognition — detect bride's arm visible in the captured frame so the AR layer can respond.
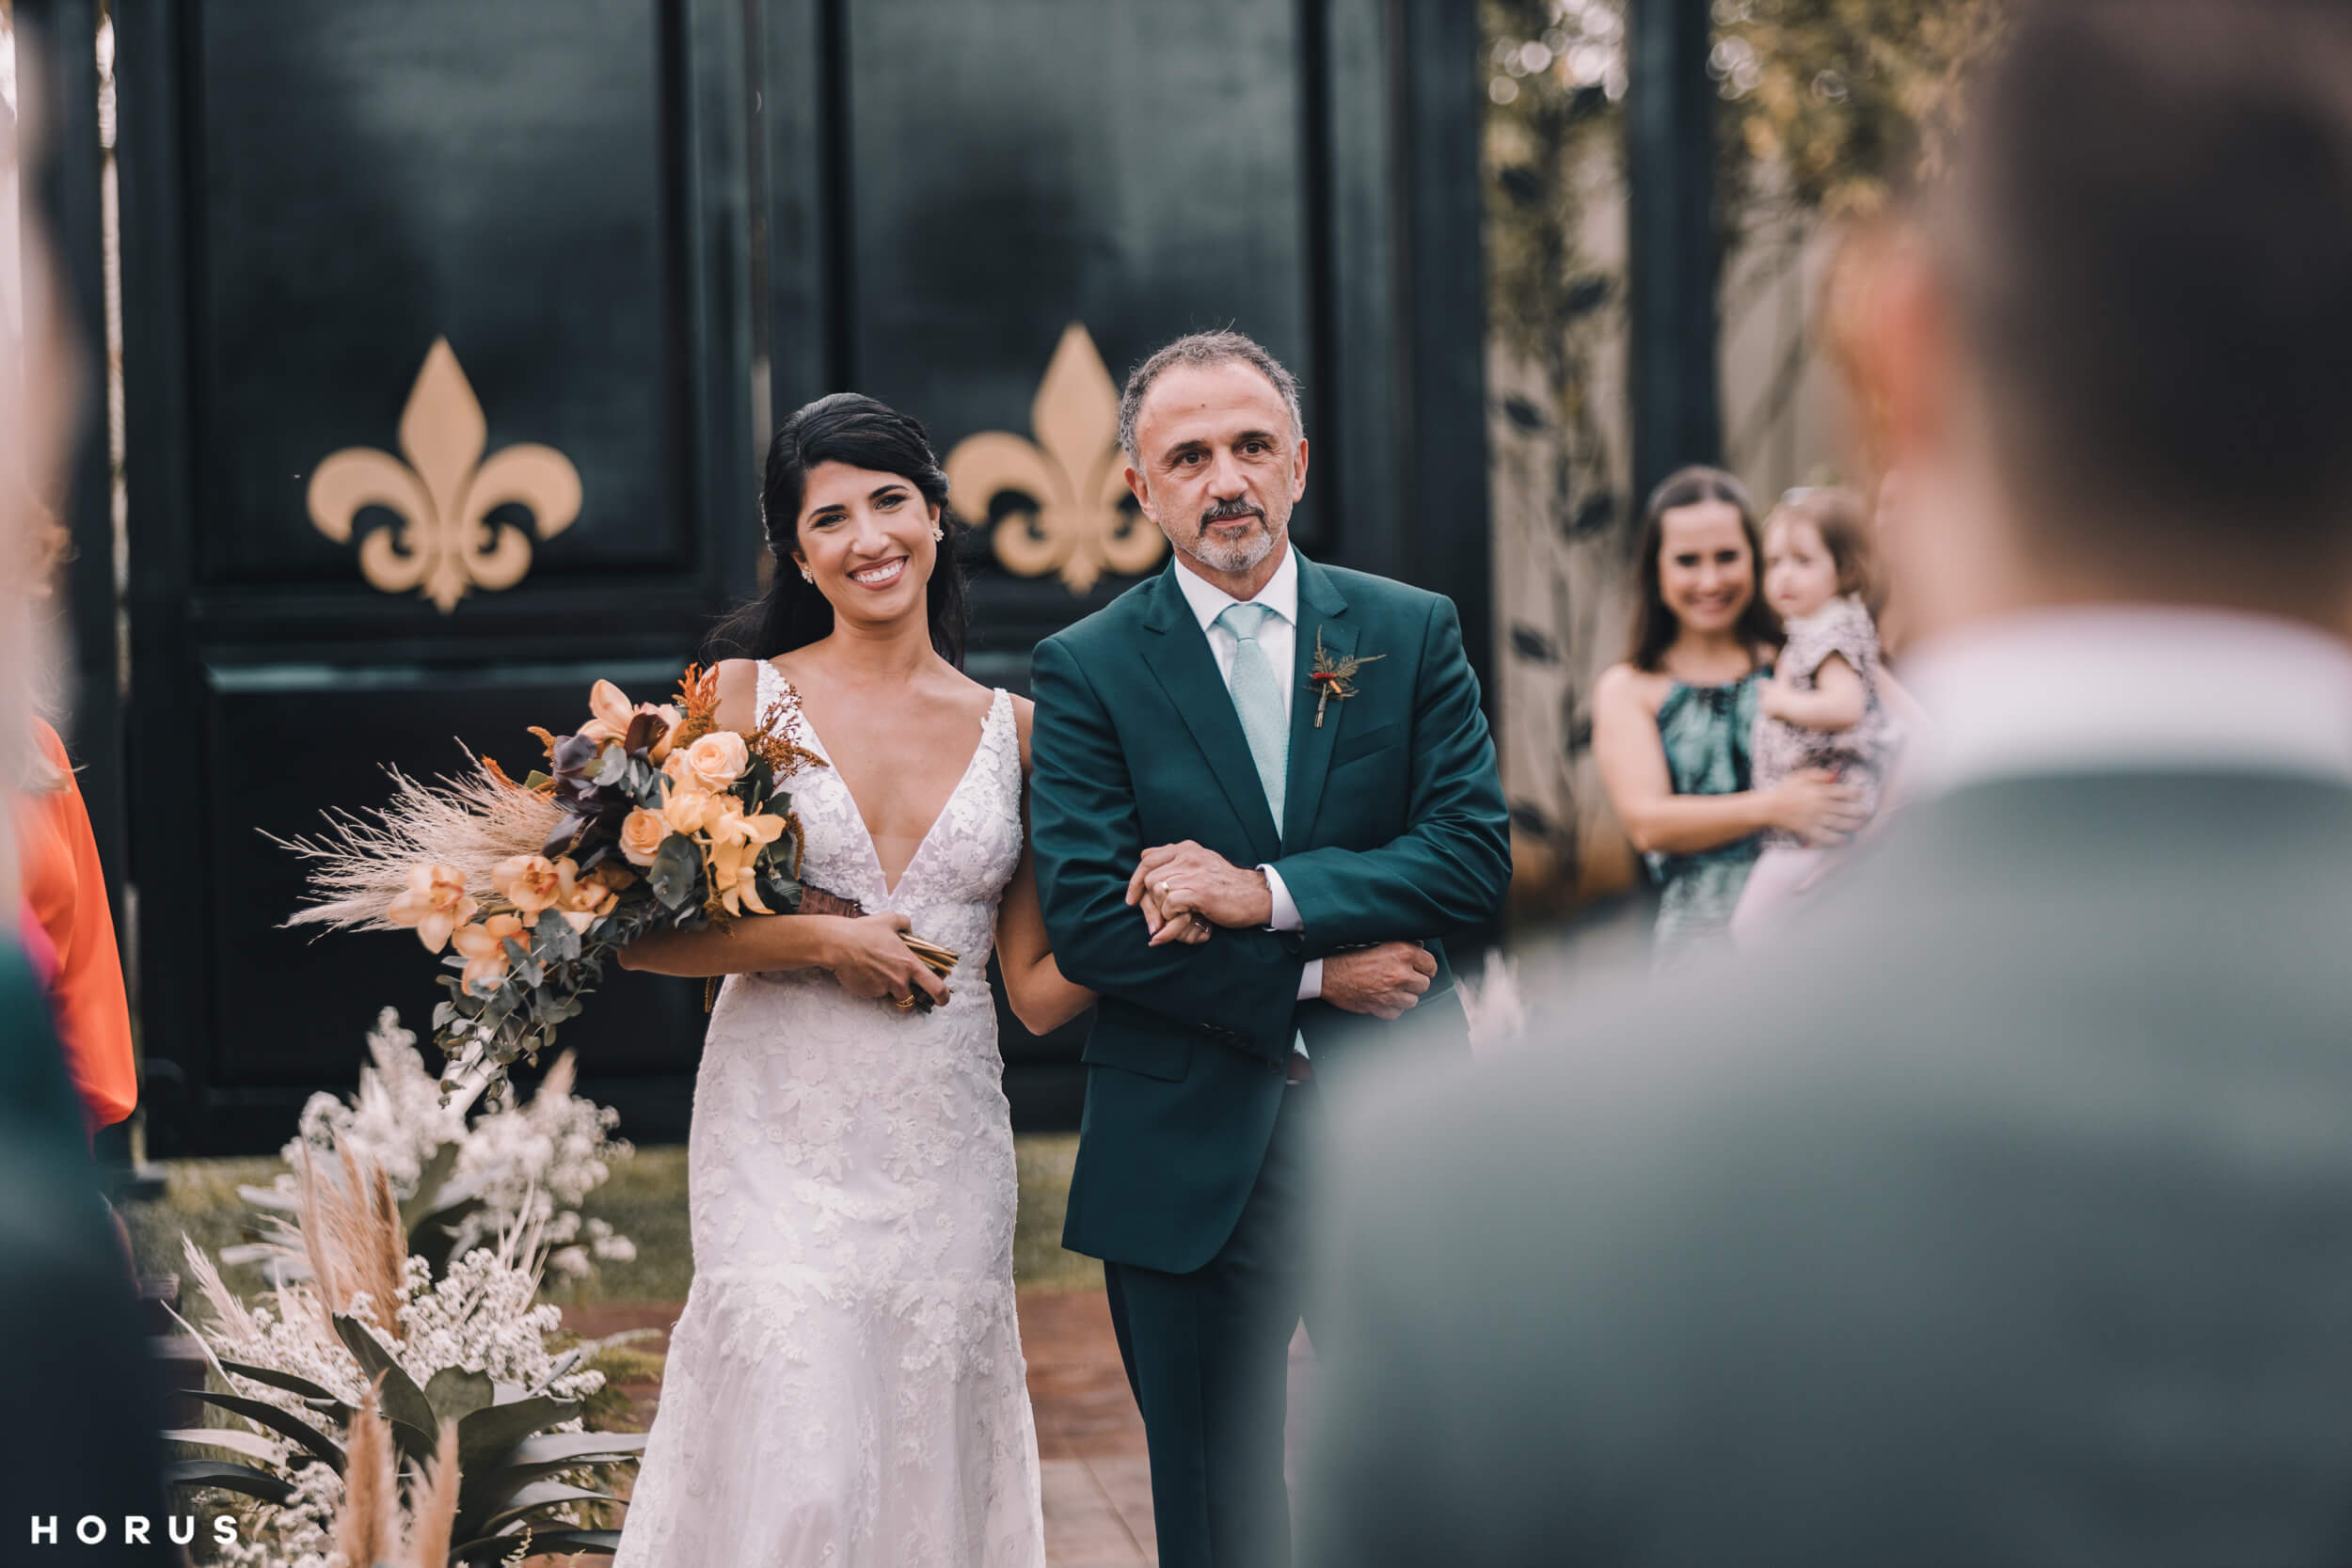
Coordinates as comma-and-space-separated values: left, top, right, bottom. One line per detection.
997, 697, 1097, 1036
619, 909, 945, 1006
997, 844, 1095, 1036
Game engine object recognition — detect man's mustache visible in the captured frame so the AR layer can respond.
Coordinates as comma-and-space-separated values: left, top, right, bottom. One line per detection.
1200, 501, 1263, 527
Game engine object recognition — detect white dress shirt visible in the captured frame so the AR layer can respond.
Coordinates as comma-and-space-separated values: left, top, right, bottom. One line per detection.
1168, 548, 1325, 1005
1900, 607, 2352, 795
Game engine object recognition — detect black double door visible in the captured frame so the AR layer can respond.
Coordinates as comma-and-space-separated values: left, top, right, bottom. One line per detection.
41, 0, 1484, 1155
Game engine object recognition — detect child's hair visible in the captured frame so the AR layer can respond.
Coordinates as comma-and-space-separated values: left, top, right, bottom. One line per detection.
1770, 486, 1883, 618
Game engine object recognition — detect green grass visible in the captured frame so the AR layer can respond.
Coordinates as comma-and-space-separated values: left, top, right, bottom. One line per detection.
125, 1133, 1101, 1307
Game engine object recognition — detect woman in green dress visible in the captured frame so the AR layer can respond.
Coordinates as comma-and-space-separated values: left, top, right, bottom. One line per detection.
1593, 467, 1867, 963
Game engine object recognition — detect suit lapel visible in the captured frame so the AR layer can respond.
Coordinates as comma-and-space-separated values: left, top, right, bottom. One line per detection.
1139, 564, 1283, 862
1283, 554, 1352, 850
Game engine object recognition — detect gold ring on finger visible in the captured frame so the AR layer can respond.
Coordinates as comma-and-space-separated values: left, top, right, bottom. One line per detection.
893, 994, 915, 1010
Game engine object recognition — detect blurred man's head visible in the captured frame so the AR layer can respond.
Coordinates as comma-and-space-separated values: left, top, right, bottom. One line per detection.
1857, 0, 2352, 643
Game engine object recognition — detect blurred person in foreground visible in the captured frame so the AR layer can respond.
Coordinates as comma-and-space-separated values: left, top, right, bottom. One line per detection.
1303, 5, 2352, 1565
13, 503, 138, 1136
0, 102, 174, 1563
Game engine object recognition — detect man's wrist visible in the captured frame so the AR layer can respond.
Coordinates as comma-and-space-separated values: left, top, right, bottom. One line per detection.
1257, 864, 1303, 931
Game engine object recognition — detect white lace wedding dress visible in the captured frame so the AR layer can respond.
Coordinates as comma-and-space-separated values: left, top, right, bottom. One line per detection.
612, 663, 1046, 1567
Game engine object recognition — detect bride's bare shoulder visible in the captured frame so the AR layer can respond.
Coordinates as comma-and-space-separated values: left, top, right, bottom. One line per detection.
711, 657, 766, 734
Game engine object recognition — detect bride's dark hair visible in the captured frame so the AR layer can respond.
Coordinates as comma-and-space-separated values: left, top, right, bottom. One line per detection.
706, 392, 970, 668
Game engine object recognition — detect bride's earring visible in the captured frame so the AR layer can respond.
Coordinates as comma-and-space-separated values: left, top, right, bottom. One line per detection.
798, 564, 816, 584
930, 525, 945, 543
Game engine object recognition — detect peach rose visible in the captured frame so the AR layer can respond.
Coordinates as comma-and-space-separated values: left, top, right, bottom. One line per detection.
618, 807, 669, 867
493, 853, 566, 916
682, 730, 750, 790
386, 863, 476, 953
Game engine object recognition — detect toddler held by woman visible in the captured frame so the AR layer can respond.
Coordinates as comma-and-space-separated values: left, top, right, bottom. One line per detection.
1730, 488, 1900, 944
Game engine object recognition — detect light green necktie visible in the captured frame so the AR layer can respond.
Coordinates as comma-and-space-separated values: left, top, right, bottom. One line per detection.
1216, 601, 1288, 833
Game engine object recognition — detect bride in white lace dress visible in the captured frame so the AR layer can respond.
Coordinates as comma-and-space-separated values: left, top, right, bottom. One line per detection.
612, 394, 1206, 1566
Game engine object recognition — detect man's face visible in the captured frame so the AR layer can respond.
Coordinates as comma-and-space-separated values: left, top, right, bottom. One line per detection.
1125, 360, 1309, 578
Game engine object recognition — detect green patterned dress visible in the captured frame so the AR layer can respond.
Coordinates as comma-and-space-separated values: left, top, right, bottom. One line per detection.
1648, 669, 1768, 963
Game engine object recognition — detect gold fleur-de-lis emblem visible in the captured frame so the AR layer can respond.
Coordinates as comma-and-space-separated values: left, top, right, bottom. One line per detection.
944, 323, 1167, 594
306, 338, 582, 613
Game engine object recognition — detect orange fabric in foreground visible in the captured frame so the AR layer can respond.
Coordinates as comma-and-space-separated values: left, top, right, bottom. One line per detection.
15, 719, 135, 1130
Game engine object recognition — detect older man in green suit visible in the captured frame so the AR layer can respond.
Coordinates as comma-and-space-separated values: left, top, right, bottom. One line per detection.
1029, 329, 1510, 1568
1302, 7, 2352, 1566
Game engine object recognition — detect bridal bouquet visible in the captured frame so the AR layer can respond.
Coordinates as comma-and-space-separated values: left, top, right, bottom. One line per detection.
281, 667, 957, 1101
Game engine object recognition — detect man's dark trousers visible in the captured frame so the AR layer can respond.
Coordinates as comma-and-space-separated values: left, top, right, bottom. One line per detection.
1104, 1080, 1321, 1568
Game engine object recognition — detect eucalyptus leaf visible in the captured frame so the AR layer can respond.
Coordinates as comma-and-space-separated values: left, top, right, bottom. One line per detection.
647, 835, 697, 909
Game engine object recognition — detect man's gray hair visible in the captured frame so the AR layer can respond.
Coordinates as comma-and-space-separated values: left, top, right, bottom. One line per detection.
1118, 330, 1304, 462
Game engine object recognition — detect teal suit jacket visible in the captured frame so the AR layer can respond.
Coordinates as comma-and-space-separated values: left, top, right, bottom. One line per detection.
1031, 551, 1511, 1274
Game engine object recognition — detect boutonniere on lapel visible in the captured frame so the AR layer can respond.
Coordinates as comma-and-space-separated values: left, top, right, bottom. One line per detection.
1306, 628, 1385, 728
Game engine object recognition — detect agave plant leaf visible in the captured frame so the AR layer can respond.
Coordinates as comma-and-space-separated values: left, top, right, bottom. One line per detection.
451, 1526, 623, 1562
522, 1528, 623, 1556
476, 1432, 649, 1503
164, 1458, 295, 1507
450, 1393, 582, 1536
455, 1393, 579, 1482
237, 1181, 302, 1212
504, 1430, 649, 1466
332, 1314, 440, 1441
425, 1365, 497, 1422
216, 1358, 343, 1406
532, 1349, 583, 1393
195, 1389, 345, 1472
398, 1142, 464, 1233
162, 1427, 285, 1465
478, 1480, 623, 1535
407, 1194, 489, 1280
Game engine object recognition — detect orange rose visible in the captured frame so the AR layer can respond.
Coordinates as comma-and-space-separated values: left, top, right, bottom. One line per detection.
618, 807, 669, 867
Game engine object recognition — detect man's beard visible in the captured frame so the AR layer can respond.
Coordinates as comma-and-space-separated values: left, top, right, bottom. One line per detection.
1184, 504, 1279, 574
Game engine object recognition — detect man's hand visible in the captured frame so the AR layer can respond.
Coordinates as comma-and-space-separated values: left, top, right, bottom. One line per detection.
1128, 841, 1275, 943
1322, 942, 1438, 1020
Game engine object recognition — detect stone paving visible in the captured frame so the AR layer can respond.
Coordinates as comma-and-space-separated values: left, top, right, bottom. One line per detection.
566, 1287, 1314, 1568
